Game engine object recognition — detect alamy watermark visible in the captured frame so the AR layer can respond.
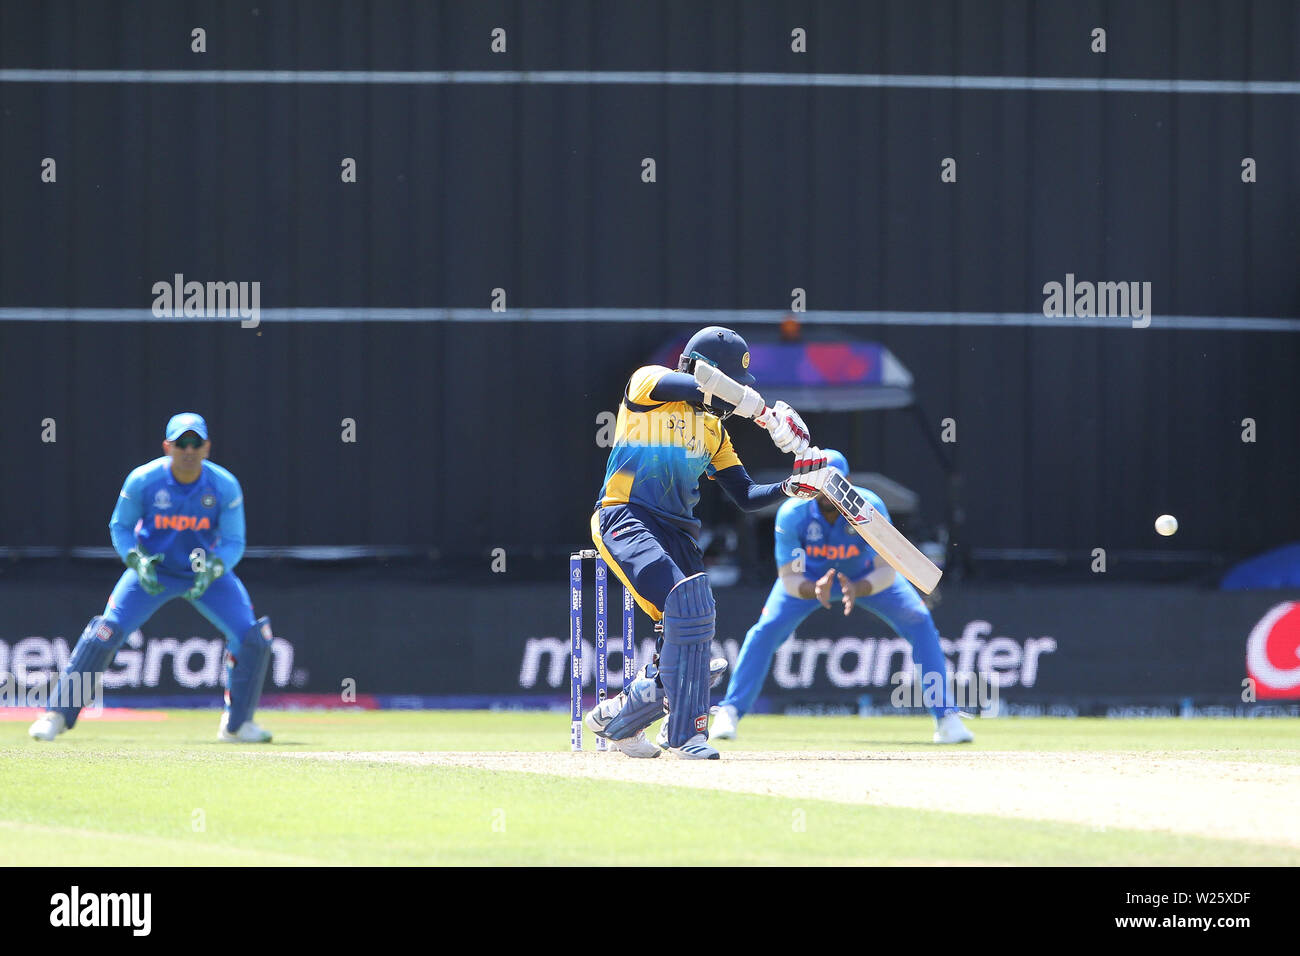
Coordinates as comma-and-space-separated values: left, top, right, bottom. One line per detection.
0, 671, 103, 715
1042, 273, 1151, 328
49, 886, 151, 936
889, 669, 999, 710
152, 273, 260, 327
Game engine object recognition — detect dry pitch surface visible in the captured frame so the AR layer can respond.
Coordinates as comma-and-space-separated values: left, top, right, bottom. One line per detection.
279, 747, 1300, 847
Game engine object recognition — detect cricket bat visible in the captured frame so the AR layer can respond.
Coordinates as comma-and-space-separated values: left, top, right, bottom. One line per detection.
819, 469, 942, 594
692, 361, 943, 594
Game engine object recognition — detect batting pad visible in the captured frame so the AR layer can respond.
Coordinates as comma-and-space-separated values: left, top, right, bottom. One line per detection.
658, 574, 715, 748
224, 616, 273, 732
50, 616, 122, 728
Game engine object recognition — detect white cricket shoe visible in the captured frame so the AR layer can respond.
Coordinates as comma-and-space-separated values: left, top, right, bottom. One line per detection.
611, 731, 661, 758
218, 715, 273, 743
711, 703, 739, 740
28, 711, 67, 741
933, 712, 974, 744
657, 707, 734, 748
584, 698, 660, 757
666, 732, 720, 760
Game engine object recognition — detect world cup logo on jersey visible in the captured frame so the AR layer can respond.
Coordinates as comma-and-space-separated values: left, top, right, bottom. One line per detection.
1246, 602, 1300, 699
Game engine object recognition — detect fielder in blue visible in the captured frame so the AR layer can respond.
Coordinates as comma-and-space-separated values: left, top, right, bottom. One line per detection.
28, 412, 276, 743
714, 450, 974, 744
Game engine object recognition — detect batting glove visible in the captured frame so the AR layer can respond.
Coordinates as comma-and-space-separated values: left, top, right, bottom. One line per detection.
126, 547, 166, 596
765, 401, 810, 454
184, 556, 225, 601
782, 446, 835, 498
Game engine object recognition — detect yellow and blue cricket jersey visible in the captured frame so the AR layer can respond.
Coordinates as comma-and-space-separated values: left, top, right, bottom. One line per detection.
596, 365, 742, 536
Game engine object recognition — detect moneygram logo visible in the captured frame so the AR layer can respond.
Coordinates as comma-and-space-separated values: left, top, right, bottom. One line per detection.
520, 620, 1055, 691
1246, 602, 1300, 699
0, 631, 297, 691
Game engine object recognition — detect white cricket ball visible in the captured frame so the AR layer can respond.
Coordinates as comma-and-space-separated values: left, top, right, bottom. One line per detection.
1155, 514, 1178, 536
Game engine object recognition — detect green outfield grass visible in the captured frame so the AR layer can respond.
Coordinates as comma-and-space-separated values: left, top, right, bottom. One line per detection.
1, 711, 1296, 866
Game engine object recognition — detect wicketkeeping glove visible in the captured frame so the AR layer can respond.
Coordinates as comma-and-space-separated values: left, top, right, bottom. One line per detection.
126, 547, 165, 595
782, 446, 836, 498
184, 556, 225, 601
765, 401, 810, 454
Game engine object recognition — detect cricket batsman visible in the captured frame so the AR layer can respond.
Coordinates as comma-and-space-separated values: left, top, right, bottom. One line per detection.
28, 413, 276, 743
582, 326, 839, 759
713, 449, 974, 744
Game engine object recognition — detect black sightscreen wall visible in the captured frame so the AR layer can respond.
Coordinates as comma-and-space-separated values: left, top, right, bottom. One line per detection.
1, 1, 1297, 560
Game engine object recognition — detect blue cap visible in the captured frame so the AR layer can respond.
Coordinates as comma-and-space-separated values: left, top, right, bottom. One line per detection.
822, 448, 849, 479
165, 412, 208, 441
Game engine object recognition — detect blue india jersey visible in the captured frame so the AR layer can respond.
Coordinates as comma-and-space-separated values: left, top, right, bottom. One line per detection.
109, 458, 246, 575
774, 487, 891, 581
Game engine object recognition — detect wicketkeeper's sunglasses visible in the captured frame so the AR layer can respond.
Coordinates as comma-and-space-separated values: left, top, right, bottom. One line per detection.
173, 434, 205, 450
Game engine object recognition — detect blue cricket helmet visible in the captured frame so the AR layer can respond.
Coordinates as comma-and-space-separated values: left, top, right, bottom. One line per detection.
677, 326, 756, 387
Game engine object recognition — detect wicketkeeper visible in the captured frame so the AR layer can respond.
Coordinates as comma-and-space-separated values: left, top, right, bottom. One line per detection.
28, 413, 276, 743
582, 326, 837, 759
